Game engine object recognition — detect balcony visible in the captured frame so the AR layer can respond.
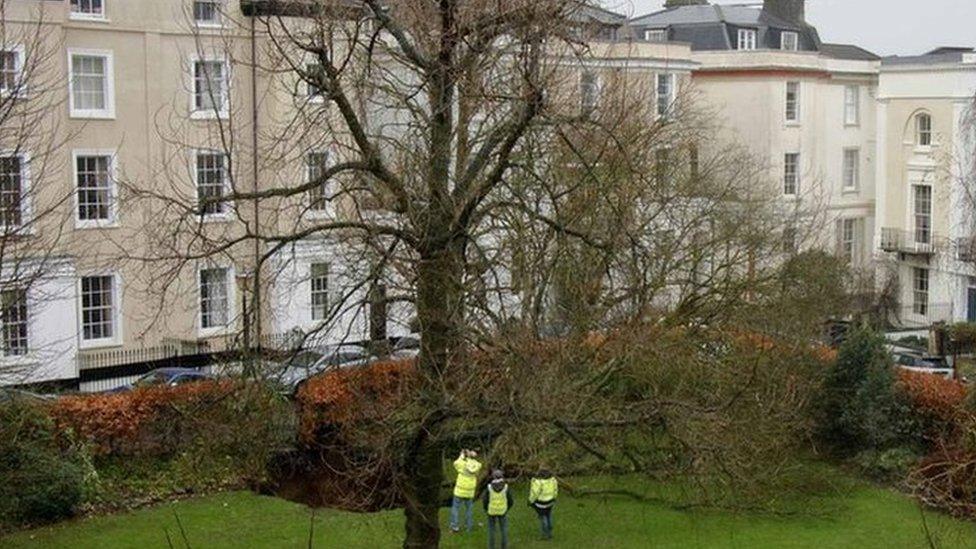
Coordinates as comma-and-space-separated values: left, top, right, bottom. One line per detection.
880, 228, 943, 256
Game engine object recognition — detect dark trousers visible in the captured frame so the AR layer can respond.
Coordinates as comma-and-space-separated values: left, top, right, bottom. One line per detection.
533, 504, 554, 539
487, 515, 508, 549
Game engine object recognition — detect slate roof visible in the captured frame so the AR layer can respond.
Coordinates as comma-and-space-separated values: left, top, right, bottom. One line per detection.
627, 4, 821, 53
820, 43, 880, 61
883, 47, 975, 66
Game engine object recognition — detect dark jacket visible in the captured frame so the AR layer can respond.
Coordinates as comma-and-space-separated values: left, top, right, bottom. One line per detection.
482, 481, 514, 515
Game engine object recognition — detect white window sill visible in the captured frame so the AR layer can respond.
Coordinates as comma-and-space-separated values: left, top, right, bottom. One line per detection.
198, 211, 234, 223
784, 121, 800, 127
69, 13, 110, 23
190, 109, 228, 120
841, 188, 860, 196
844, 122, 860, 128
70, 110, 116, 120
75, 219, 119, 230
194, 22, 225, 30
79, 338, 123, 351
198, 325, 233, 339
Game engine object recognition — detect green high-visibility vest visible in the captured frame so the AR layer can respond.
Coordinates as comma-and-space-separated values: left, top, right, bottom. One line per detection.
532, 478, 558, 502
487, 486, 509, 516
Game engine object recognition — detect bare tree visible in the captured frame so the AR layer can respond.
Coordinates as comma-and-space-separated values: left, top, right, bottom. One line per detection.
0, 2, 83, 385
121, 2, 839, 546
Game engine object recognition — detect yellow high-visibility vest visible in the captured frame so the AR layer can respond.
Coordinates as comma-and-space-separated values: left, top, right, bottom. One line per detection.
487, 486, 509, 516
530, 477, 558, 503
453, 457, 481, 499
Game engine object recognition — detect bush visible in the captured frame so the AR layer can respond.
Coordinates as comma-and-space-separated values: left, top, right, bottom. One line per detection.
855, 447, 921, 483
0, 399, 94, 529
816, 326, 917, 457
296, 359, 416, 444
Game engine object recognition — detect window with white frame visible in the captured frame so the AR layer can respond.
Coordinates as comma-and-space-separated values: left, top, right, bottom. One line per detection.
199, 267, 230, 330
785, 81, 799, 122
1, 288, 28, 357
783, 152, 799, 196
580, 71, 599, 113
916, 113, 932, 146
844, 85, 860, 125
192, 59, 228, 116
75, 153, 115, 225
780, 31, 799, 51
305, 63, 324, 100
656, 73, 674, 117
913, 184, 932, 244
737, 29, 757, 50
70, 0, 105, 19
80, 275, 116, 343
69, 51, 113, 118
306, 151, 331, 212
195, 151, 228, 216
839, 218, 858, 263
310, 263, 329, 321
0, 48, 23, 95
644, 29, 667, 42
0, 155, 24, 228
913, 267, 929, 316
193, 0, 221, 26
842, 148, 859, 192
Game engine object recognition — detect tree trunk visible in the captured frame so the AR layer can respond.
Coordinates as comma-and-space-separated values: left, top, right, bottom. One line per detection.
403, 239, 464, 548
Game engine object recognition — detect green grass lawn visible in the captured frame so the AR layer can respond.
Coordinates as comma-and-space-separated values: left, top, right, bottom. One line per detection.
3, 475, 976, 548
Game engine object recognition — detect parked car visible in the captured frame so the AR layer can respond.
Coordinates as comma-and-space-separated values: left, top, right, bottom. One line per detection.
391, 334, 421, 359
273, 343, 375, 394
892, 352, 954, 379
107, 367, 214, 393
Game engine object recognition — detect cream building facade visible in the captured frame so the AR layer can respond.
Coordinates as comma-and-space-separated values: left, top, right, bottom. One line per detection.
0, 0, 972, 388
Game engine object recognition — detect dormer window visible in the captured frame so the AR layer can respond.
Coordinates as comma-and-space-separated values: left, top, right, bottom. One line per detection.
916, 113, 932, 146
781, 31, 799, 51
737, 29, 757, 50
644, 29, 667, 43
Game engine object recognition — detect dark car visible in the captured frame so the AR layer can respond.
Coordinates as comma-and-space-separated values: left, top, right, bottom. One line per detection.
108, 368, 214, 393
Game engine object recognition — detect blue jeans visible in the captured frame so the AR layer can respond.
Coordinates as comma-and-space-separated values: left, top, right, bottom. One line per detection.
488, 515, 508, 549
449, 496, 474, 532
534, 505, 554, 539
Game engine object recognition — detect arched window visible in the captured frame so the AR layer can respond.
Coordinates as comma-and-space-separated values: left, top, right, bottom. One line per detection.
916, 113, 932, 146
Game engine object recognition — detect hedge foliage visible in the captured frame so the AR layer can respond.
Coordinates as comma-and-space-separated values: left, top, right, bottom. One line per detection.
0, 399, 94, 530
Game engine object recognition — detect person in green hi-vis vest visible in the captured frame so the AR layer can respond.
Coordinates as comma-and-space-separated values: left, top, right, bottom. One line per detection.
450, 449, 482, 533
482, 470, 514, 549
528, 469, 559, 540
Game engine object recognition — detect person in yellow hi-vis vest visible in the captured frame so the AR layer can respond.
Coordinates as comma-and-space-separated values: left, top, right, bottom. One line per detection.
482, 470, 514, 549
528, 469, 559, 540
450, 449, 482, 533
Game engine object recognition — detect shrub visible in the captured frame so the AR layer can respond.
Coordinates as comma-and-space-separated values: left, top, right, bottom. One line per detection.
816, 326, 917, 457
897, 370, 968, 443
0, 399, 94, 529
296, 359, 416, 444
855, 447, 921, 483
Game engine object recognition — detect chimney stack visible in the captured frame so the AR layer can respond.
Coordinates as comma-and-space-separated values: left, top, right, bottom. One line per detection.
664, 0, 708, 8
763, 0, 805, 23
